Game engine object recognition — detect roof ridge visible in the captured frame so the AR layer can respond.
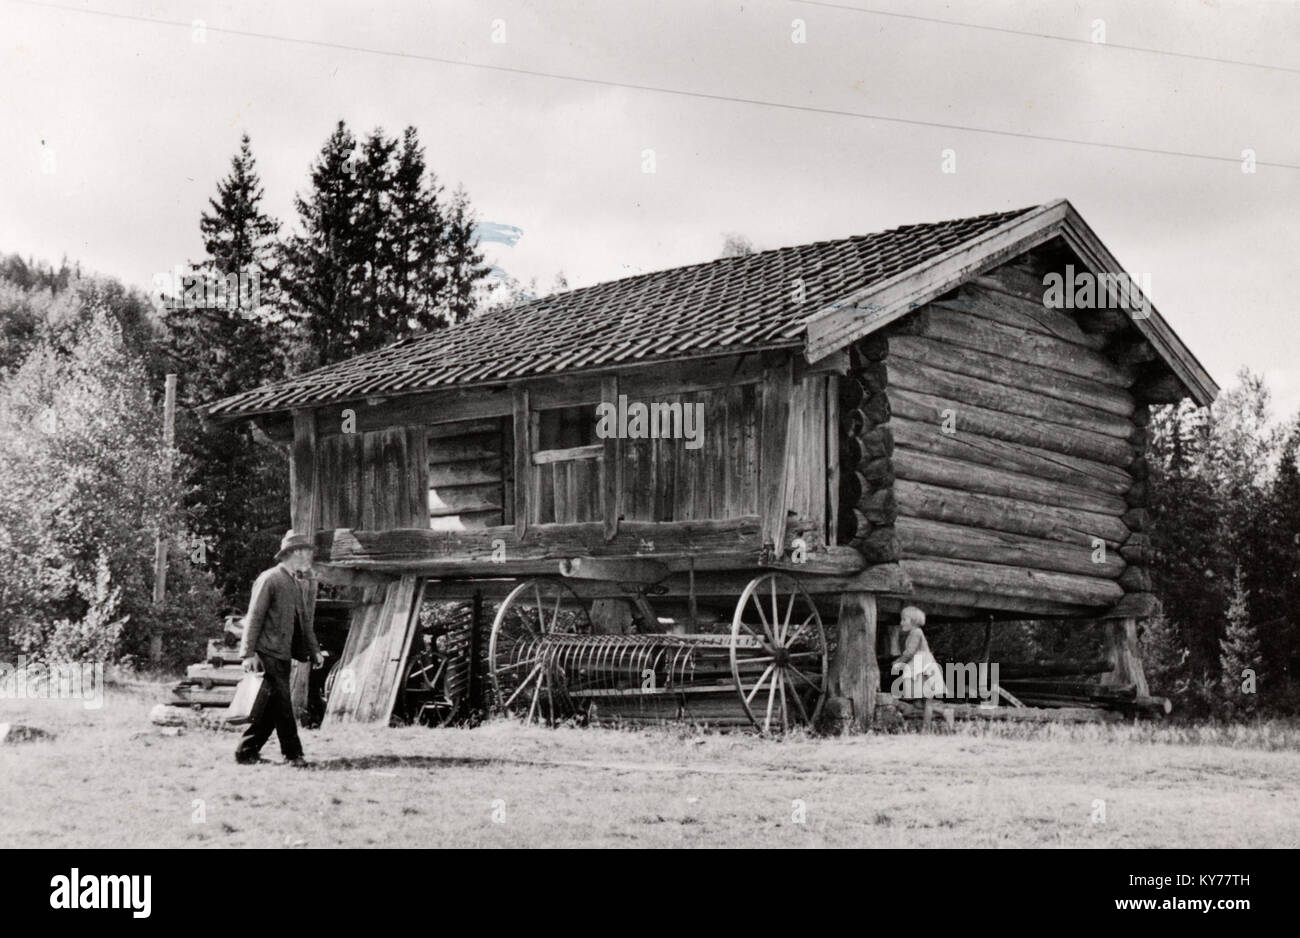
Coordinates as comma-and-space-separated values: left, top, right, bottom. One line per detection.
528, 203, 1044, 308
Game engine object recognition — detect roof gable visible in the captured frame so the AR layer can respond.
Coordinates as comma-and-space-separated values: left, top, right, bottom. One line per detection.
805, 200, 1217, 406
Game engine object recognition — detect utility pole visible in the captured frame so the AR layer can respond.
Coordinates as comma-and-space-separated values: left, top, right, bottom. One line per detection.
150, 373, 177, 665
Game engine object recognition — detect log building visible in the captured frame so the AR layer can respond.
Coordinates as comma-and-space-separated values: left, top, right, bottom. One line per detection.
208, 200, 1216, 730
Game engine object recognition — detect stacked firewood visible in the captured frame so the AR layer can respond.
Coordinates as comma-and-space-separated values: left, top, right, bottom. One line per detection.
167, 662, 243, 709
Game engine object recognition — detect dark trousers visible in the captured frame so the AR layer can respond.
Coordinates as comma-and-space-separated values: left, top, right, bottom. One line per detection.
235, 653, 302, 761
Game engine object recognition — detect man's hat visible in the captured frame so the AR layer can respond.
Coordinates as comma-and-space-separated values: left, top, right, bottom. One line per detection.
275, 530, 315, 560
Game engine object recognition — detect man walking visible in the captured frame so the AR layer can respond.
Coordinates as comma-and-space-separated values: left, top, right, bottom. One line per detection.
235, 530, 324, 766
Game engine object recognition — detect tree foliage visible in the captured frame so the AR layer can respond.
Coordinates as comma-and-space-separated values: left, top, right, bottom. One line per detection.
0, 310, 222, 668
279, 121, 488, 368
1147, 369, 1300, 717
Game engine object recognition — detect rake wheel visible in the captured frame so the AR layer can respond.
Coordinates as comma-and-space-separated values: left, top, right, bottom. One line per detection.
488, 577, 592, 726
729, 573, 829, 734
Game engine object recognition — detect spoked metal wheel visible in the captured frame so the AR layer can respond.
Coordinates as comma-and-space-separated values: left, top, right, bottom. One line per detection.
729, 573, 829, 733
488, 577, 592, 726
401, 632, 467, 727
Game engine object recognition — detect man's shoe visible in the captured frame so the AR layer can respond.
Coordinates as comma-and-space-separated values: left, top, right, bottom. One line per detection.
235, 754, 266, 765
286, 756, 310, 768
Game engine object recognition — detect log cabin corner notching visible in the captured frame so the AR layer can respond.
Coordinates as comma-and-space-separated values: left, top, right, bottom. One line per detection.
207, 199, 1217, 730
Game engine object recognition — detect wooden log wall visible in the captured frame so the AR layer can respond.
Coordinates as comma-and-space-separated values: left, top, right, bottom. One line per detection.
427, 418, 510, 530
838, 333, 897, 564
849, 252, 1162, 619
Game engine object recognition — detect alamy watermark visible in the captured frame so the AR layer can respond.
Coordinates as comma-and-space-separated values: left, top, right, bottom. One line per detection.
889, 659, 1001, 703
1042, 264, 1151, 318
596, 395, 704, 450
151, 266, 262, 312
0, 656, 105, 710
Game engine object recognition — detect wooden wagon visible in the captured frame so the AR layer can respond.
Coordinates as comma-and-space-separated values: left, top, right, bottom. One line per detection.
208, 200, 1216, 731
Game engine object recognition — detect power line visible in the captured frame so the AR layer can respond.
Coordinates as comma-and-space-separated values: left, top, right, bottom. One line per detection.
10, 0, 1299, 170
790, 0, 1300, 75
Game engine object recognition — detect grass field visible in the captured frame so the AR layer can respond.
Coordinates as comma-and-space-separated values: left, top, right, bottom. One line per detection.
2, 683, 1298, 848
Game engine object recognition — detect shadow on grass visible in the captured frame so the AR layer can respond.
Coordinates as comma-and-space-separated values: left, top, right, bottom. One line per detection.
308, 754, 508, 772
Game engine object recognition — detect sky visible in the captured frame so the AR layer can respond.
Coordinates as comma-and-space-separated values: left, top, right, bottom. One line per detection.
2, 0, 1298, 416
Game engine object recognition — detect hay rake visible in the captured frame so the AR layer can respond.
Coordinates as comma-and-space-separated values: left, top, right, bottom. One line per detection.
487, 572, 829, 733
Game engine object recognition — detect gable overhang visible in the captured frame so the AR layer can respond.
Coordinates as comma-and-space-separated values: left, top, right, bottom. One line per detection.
801, 199, 1218, 407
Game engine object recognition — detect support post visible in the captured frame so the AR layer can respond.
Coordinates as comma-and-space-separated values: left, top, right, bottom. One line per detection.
1102, 617, 1150, 697
513, 386, 531, 539
828, 591, 879, 731
601, 375, 620, 541
758, 354, 793, 555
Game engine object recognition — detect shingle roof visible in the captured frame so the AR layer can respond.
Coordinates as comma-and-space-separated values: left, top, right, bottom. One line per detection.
208, 205, 1037, 417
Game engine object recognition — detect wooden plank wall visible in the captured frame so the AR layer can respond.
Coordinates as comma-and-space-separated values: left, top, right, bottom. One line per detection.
428, 418, 509, 530
533, 406, 601, 524
878, 254, 1145, 617
617, 384, 760, 523
784, 375, 828, 535
317, 425, 428, 530
323, 575, 425, 724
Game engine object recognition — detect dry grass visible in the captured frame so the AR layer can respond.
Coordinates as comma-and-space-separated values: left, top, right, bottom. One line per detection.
2, 684, 1298, 848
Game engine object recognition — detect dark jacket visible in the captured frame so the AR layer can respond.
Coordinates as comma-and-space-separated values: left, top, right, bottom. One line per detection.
238, 565, 320, 663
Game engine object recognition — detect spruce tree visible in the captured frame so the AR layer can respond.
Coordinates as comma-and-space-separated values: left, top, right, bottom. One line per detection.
168, 133, 282, 400
440, 187, 488, 325
165, 134, 290, 607
279, 121, 365, 368
354, 128, 398, 352
1219, 567, 1261, 716
389, 126, 446, 335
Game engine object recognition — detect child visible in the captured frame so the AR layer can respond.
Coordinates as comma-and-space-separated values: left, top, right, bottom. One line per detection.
894, 605, 947, 702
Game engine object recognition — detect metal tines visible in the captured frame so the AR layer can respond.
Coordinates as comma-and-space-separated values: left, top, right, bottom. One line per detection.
508, 633, 705, 697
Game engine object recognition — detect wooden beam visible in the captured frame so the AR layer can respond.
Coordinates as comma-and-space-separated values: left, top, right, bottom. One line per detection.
290, 409, 318, 533
903, 557, 1124, 607
419, 561, 912, 602
893, 448, 1128, 517
759, 354, 793, 553
890, 334, 1135, 418
1102, 617, 1150, 696
828, 592, 879, 731
890, 416, 1131, 495
601, 375, 620, 542
890, 387, 1134, 467
805, 201, 1072, 362
1132, 369, 1187, 404
895, 479, 1130, 548
896, 516, 1126, 579
312, 564, 397, 591
531, 444, 602, 464
825, 374, 840, 546
1101, 592, 1162, 619
896, 313, 1137, 390
558, 556, 669, 584
249, 353, 769, 435
937, 281, 1108, 351
888, 356, 1133, 439
512, 386, 530, 538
